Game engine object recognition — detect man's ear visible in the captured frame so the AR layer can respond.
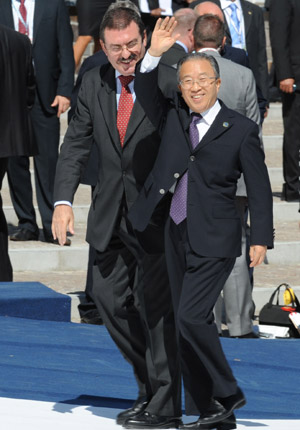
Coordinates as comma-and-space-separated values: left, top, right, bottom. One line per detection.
142, 29, 147, 47
222, 36, 226, 48
100, 39, 107, 55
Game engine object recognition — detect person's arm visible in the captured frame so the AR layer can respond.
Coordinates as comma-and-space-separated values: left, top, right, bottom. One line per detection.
244, 69, 261, 126
135, 17, 179, 128
147, 0, 165, 16
51, 0, 75, 117
239, 122, 274, 254
52, 72, 95, 244
269, 0, 294, 93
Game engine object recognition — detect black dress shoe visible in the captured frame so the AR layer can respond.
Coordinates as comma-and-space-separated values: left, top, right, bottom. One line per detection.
116, 396, 149, 425
231, 332, 259, 338
179, 413, 236, 430
123, 411, 182, 429
10, 228, 39, 241
217, 387, 246, 414
189, 400, 229, 427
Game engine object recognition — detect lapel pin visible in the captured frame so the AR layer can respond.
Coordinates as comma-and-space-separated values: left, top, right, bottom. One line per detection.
248, 11, 252, 15
223, 122, 229, 128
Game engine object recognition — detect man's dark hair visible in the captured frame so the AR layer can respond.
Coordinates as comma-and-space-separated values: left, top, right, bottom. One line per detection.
177, 52, 220, 84
193, 14, 225, 50
100, 1, 145, 42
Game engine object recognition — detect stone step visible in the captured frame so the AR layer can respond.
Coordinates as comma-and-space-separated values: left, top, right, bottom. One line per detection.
4, 204, 90, 226
8, 236, 299, 272
5, 198, 298, 226
268, 167, 284, 188
263, 135, 282, 149
265, 102, 282, 120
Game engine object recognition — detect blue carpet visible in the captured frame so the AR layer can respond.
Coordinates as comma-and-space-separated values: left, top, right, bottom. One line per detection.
0, 315, 299, 420
0, 282, 70, 321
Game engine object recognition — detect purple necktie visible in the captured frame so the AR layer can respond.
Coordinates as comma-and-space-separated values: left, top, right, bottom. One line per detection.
170, 113, 202, 225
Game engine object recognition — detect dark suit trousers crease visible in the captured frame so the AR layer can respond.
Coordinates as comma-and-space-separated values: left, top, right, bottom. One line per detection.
165, 217, 237, 415
0, 158, 13, 281
7, 95, 60, 234
92, 211, 181, 416
281, 91, 300, 197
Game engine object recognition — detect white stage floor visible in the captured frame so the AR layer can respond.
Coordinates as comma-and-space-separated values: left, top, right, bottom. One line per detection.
1, 397, 299, 430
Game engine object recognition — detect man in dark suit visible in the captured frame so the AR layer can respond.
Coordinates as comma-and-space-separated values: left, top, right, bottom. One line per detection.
0, 0, 74, 243
128, 17, 273, 428
52, 2, 181, 429
269, 0, 300, 202
190, 0, 269, 113
0, 24, 35, 281
193, 1, 267, 122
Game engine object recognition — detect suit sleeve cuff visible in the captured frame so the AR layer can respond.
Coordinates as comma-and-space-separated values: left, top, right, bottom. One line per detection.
140, 50, 161, 73
54, 201, 72, 207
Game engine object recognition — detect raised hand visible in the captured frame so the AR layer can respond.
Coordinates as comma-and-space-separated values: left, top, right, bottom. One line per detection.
148, 17, 180, 57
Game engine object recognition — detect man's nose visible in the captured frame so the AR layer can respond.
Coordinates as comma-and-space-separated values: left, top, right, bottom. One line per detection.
121, 46, 131, 57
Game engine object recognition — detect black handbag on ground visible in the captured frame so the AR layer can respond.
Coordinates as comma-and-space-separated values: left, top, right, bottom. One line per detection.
259, 283, 300, 338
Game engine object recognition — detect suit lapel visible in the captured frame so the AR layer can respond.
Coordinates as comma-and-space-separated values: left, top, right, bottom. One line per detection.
33, 0, 46, 45
194, 104, 235, 153
122, 95, 146, 148
240, 0, 252, 39
177, 94, 193, 150
98, 65, 121, 154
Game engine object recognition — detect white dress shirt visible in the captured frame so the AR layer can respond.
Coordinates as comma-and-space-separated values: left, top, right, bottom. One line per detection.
220, 0, 246, 50
12, 0, 35, 42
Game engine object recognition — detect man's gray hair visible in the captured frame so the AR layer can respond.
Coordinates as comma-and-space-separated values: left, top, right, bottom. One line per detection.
176, 52, 220, 84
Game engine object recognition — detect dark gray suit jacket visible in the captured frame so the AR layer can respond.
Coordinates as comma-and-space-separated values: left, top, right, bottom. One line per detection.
54, 63, 171, 252
0, 0, 74, 114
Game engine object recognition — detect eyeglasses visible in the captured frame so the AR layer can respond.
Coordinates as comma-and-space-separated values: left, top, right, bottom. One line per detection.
180, 77, 217, 90
105, 39, 140, 54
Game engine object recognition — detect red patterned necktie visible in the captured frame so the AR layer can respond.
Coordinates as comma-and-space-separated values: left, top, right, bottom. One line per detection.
18, 0, 28, 35
117, 75, 134, 147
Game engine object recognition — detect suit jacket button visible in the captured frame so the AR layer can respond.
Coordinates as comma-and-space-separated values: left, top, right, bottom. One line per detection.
190, 156, 195, 161
174, 173, 180, 178
159, 189, 165, 194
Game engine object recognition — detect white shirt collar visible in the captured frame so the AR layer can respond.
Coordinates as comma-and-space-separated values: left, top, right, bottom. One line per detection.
220, 0, 242, 11
190, 100, 221, 125
198, 48, 220, 55
115, 70, 135, 79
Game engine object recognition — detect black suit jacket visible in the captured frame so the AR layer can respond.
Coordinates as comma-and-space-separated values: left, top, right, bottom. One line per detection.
0, 25, 36, 158
0, 0, 74, 114
161, 42, 187, 68
269, 0, 300, 86
54, 63, 173, 253
128, 65, 274, 258
190, 0, 269, 103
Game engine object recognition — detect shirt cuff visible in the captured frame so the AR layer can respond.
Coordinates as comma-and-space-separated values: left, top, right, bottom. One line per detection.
54, 201, 72, 207
140, 50, 161, 73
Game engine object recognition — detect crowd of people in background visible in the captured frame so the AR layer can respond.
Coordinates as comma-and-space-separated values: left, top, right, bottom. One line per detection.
0, 0, 298, 428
